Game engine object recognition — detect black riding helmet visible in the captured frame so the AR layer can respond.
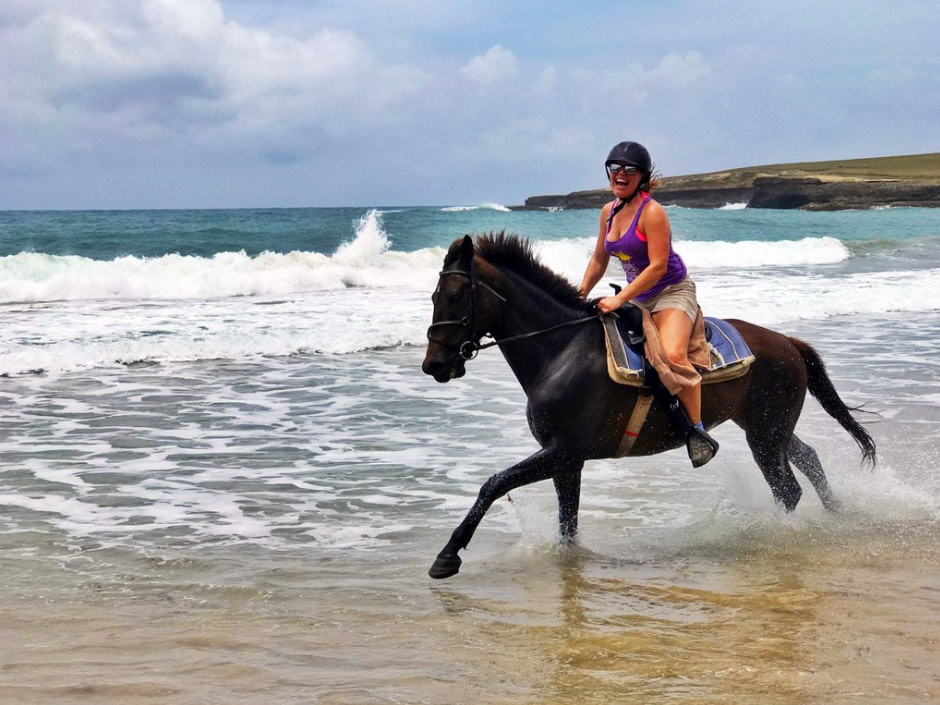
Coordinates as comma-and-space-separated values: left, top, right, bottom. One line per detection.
605, 141, 653, 195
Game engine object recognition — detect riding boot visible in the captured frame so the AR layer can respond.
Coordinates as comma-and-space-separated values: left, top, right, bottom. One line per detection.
686, 425, 719, 468
647, 366, 719, 467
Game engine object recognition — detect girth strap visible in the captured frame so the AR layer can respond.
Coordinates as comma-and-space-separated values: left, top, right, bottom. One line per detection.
615, 387, 653, 457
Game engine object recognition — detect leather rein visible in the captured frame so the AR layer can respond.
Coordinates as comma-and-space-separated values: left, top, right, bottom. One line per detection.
426, 265, 602, 361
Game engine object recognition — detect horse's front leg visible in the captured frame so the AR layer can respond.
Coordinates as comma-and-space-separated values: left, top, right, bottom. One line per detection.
429, 447, 582, 579
553, 468, 583, 542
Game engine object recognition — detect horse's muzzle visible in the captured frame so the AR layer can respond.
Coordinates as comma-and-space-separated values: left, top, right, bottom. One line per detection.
422, 354, 465, 383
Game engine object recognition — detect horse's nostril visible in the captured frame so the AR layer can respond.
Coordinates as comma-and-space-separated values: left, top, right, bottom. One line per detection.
423, 359, 444, 376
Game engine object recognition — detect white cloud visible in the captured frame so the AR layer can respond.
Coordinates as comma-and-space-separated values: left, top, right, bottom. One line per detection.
0, 0, 428, 167
533, 66, 557, 95
0, 1, 936, 208
646, 51, 710, 86
461, 45, 519, 88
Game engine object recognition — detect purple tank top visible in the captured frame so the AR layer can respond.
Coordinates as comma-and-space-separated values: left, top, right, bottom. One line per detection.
604, 192, 687, 301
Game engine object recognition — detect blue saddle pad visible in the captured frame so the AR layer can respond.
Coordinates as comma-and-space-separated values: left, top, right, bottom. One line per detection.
703, 317, 753, 370
620, 336, 646, 374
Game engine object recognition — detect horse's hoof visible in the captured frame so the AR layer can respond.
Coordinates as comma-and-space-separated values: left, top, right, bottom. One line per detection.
428, 552, 461, 579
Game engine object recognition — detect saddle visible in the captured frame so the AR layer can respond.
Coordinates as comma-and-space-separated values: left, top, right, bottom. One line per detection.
602, 309, 755, 388
602, 305, 755, 458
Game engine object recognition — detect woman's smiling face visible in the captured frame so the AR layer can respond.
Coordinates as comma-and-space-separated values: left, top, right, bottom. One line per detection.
608, 163, 642, 199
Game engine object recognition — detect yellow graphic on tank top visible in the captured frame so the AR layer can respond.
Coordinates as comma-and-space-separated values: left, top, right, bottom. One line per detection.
613, 250, 640, 280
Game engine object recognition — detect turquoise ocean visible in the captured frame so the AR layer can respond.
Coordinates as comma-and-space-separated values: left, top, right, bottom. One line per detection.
1, 203, 940, 704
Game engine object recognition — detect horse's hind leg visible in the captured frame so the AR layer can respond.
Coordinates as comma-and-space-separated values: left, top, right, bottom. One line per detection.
553, 467, 583, 542
788, 435, 839, 511
745, 429, 803, 512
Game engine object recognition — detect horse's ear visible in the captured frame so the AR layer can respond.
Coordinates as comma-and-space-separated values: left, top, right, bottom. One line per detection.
459, 235, 474, 270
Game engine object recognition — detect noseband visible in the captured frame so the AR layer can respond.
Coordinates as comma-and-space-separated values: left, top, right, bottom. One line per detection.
426, 265, 506, 360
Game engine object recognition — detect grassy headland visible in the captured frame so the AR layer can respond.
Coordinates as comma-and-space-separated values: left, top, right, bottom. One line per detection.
521, 153, 940, 210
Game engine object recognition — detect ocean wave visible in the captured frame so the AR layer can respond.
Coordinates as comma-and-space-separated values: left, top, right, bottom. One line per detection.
0, 229, 853, 306
534, 235, 850, 276
0, 211, 445, 304
718, 202, 748, 210
0, 287, 433, 375
677, 236, 850, 268
700, 267, 940, 325
440, 203, 511, 212
5, 262, 940, 376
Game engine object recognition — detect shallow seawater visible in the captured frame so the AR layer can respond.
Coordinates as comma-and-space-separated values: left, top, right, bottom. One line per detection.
1, 312, 939, 704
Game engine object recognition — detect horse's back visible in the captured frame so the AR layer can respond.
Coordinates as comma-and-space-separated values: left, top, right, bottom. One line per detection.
727, 319, 807, 373
722, 319, 809, 433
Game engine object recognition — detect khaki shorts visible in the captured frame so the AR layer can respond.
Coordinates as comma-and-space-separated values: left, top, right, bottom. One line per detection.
632, 277, 698, 323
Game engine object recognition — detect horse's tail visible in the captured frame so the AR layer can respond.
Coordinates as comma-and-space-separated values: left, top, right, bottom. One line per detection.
790, 337, 877, 468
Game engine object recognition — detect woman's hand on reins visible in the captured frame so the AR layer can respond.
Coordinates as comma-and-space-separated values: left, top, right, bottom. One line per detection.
596, 296, 624, 314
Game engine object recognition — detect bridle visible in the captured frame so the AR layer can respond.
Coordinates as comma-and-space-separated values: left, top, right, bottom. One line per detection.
426, 263, 602, 361
426, 264, 506, 361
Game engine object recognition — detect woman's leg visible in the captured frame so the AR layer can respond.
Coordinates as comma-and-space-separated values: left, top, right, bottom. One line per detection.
651, 307, 701, 424
652, 306, 717, 466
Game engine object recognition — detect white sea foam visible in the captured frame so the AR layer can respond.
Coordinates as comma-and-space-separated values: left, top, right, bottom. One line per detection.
6, 261, 940, 376
699, 266, 940, 326
0, 210, 444, 303
530, 237, 597, 282
0, 212, 935, 376
0, 288, 435, 375
534, 235, 850, 275
677, 236, 850, 268
2, 313, 939, 551
0, 219, 848, 307
718, 202, 748, 210
440, 203, 511, 212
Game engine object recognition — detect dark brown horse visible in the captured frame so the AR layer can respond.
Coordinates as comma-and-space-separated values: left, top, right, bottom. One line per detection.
422, 233, 876, 579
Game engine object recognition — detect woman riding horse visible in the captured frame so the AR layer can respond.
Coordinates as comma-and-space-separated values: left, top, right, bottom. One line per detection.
422, 232, 875, 579
579, 141, 717, 466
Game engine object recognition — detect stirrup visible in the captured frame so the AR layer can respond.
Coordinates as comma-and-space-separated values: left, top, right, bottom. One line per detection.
686, 426, 719, 468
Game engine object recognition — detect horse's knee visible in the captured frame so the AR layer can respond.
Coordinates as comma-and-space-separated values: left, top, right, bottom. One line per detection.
478, 474, 504, 503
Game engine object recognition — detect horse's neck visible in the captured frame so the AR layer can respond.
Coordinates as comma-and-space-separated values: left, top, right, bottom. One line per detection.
485, 269, 589, 391
487, 266, 579, 332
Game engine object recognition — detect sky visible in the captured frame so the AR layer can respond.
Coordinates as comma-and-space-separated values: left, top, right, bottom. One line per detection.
0, 0, 937, 209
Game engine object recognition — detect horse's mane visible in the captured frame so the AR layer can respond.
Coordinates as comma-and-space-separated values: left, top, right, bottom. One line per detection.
445, 231, 594, 313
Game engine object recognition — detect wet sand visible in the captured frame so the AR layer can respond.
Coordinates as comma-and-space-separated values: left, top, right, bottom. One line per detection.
2, 505, 939, 704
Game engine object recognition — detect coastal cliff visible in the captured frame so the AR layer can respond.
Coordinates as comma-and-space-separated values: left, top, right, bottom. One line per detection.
517, 153, 940, 210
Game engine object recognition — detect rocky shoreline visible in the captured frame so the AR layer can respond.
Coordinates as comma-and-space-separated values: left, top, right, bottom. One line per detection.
515, 154, 940, 211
